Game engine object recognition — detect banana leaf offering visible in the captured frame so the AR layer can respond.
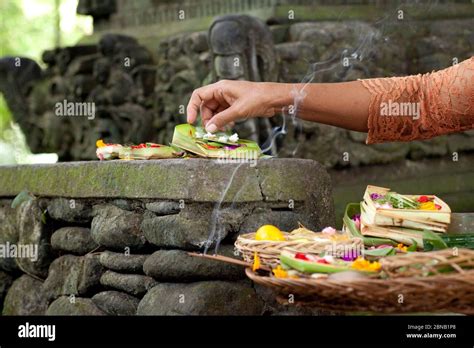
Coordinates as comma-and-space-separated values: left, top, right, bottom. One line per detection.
270, 250, 382, 280
96, 140, 183, 160
362, 185, 451, 232
171, 124, 262, 159
344, 201, 474, 251
96, 124, 263, 160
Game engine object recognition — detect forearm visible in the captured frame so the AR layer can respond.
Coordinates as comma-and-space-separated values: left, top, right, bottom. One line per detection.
266, 81, 371, 132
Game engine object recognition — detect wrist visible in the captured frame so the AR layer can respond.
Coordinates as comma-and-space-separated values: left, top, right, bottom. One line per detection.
263, 82, 294, 114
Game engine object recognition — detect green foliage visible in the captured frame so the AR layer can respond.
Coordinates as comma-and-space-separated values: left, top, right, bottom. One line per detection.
1, 0, 55, 61
0, 0, 90, 61
0, 95, 12, 135
0, 0, 91, 163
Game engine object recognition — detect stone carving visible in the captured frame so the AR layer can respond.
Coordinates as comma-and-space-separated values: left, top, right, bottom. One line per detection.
0, 57, 42, 131
209, 15, 279, 150
5, 34, 155, 160
77, 0, 116, 19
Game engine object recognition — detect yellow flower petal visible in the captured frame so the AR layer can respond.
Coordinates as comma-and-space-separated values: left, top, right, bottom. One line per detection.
397, 243, 408, 252
419, 202, 436, 210
96, 139, 106, 148
351, 257, 381, 272
252, 252, 261, 271
272, 265, 288, 278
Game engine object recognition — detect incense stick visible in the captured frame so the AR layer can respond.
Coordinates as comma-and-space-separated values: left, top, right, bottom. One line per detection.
187, 252, 271, 271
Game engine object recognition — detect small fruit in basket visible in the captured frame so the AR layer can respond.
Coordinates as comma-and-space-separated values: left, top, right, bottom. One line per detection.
255, 225, 285, 241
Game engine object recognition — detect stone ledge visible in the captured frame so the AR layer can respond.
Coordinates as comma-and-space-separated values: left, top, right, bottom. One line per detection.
0, 158, 331, 203
0, 157, 336, 315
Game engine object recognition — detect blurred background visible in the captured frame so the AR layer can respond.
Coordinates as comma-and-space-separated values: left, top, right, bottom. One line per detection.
1, 0, 473, 224
0, 0, 91, 164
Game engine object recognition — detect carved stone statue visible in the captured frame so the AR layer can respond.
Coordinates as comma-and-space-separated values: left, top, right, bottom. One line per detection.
0, 57, 42, 142
208, 15, 279, 153
77, 0, 116, 19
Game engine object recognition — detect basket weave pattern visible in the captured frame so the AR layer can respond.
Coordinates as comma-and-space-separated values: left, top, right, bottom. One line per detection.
381, 248, 474, 277
245, 249, 474, 314
235, 232, 362, 268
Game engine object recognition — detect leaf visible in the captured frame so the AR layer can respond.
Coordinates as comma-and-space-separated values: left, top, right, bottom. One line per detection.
363, 247, 395, 257
343, 203, 397, 247
422, 230, 448, 250
442, 233, 474, 249
11, 189, 34, 209
407, 239, 418, 252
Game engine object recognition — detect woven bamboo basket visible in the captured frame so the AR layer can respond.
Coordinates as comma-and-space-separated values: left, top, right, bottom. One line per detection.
245, 249, 474, 314
235, 232, 363, 268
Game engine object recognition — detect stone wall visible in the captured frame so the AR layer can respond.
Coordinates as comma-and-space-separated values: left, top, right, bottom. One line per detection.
0, 159, 335, 315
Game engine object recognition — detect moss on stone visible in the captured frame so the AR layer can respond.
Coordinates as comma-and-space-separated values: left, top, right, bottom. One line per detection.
0, 159, 329, 202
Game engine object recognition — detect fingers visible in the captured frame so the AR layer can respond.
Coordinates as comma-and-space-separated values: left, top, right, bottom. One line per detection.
200, 105, 214, 126
186, 85, 215, 124
186, 89, 202, 124
187, 83, 230, 124
205, 105, 241, 132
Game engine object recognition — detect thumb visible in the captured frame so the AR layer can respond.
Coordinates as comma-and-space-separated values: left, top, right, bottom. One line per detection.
205, 105, 241, 133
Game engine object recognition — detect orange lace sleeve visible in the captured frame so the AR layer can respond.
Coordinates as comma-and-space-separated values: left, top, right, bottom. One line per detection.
360, 57, 474, 144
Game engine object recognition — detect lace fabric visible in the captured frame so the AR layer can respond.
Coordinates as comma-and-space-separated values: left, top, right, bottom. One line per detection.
361, 57, 474, 144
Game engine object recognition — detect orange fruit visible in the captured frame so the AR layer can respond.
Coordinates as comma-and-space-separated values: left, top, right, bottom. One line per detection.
255, 225, 285, 241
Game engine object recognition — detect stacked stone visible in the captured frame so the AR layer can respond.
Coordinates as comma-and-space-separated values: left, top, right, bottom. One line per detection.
0, 159, 335, 315
0, 197, 265, 315
12, 31, 212, 161
153, 31, 211, 145
26, 34, 156, 160
0, 198, 246, 315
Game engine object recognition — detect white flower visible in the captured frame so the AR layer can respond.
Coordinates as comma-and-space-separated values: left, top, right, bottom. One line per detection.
195, 131, 204, 139
218, 135, 228, 143
323, 255, 335, 263
229, 133, 239, 142
203, 132, 216, 140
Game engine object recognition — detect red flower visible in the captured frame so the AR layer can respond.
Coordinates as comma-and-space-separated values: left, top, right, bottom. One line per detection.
131, 143, 146, 149
317, 259, 329, 264
295, 253, 309, 261
203, 143, 219, 149
417, 195, 430, 203
435, 204, 442, 210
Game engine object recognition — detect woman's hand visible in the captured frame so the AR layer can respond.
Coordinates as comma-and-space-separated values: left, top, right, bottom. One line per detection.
186, 80, 288, 132
187, 79, 371, 134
